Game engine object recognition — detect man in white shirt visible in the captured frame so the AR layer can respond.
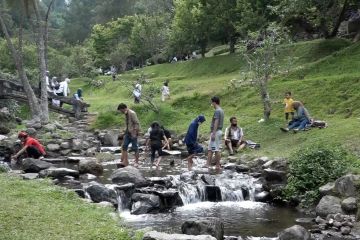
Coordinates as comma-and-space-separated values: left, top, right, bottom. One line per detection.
224, 116, 246, 155
56, 78, 70, 107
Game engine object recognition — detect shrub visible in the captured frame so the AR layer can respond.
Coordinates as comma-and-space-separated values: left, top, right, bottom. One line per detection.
284, 143, 352, 207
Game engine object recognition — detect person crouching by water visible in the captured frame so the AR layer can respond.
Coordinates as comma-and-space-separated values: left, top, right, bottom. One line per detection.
184, 115, 206, 171
149, 122, 169, 168
11, 132, 46, 162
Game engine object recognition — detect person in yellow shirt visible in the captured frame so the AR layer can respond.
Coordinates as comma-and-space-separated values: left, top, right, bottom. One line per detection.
283, 91, 295, 123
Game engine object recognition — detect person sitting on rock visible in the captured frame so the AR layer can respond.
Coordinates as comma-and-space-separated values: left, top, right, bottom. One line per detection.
11, 131, 46, 161
224, 117, 246, 155
280, 101, 312, 133
184, 115, 206, 170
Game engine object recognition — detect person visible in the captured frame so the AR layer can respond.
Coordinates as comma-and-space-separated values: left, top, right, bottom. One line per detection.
145, 125, 172, 150
283, 91, 295, 124
72, 88, 84, 112
280, 101, 312, 133
117, 103, 140, 167
149, 122, 169, 168
207, 96, 224, 170
184, 115, 206, 170
11, 132, 46, 161
111, 65, 117, 81
133, 81, 142, 104
56, 78, 70, 107
224, 117, 246, 155
161, 81, 170, 102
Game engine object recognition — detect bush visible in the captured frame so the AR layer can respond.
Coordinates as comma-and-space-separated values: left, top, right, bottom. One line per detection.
284, 143, 352, 207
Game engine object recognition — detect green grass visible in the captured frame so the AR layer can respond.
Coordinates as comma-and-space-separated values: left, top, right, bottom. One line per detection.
0, 174, 131, 240
71, 38, 360, 158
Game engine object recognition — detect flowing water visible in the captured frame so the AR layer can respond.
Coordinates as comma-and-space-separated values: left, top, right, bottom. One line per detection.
95, 154, 306, 238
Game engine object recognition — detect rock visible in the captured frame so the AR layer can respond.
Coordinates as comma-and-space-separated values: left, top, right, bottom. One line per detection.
103, 132, 118, 146
110, 166, 147, 187
21, 173, 39, 180
223, 163, 237, 171
60, 142, 70, 149
235, 164, 250, 173
80, 173, 97, 181
278, 225, 311, 240
85, 182, 117, 205
143, 231, 217, 240
131, 193, 161, 214
47, 144, 61, 152
335, 174, 360, 198
341, 226, 352, 235
26, 121, 42, 130
79, 159, 103, 175
26, 128, 37, 136
22, 158, 53, 173
180, 171, 198, 182
97, 201, 114, 208
341, 197, 358, 213
262, 158, 288, 171
205, 186, 222, 202
227, 156, 238, 163
60, 149, 72, 156
181, 217, 224, 240
74, 189, 85, 198
201, 174, 216, 185
254, 191, 271, 202
316, 195, 343, 217
315, 216, 327, 224
72, 139, 83, 151
0, 125, 10, 135
39, 167, 79, 179
263, 168, 287, 182
319, 182, 336, 196
85, 147, 97, 157
43, 124, 56, 132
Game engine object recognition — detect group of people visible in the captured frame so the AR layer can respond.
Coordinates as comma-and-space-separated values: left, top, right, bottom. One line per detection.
117, 96, 245, 171
281, 92, 312, 133
132, 80, 170, 104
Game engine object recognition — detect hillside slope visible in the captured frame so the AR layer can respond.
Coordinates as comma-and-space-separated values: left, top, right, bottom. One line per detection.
72, 38, 360, 157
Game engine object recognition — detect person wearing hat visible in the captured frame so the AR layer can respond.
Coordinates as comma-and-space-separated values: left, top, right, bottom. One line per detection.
184, 115, 206, 170
12, 132, 46, 161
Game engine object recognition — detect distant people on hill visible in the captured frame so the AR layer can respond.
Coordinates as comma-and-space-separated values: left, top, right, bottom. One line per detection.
207, 96, 224, 170
184, 115, 206, 170
280, 101, 312, 133
110, 65, 117, 81
56, 78, 70, 107
133, 81, 142, 104
117, 103, 140, 167
11, 131, 46, 162
283, 91, 295, 124
148, 121, 170, 168
224, 117, 246, 155
161, 81, 170, 102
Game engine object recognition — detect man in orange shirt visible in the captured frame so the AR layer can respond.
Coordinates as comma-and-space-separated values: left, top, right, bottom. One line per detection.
12, 132, 46, 161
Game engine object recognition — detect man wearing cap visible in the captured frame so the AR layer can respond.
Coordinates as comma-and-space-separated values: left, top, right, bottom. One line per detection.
184, 115, 206, 170
12, 132, 46, 161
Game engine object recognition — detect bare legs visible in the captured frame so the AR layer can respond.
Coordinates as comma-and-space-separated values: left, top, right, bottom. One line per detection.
207, 151, 221, 170
120, 150, 139, 167
187, 154, 195, 171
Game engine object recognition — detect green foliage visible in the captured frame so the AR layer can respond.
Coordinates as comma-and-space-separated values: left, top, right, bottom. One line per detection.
92, 111, 123, 129
284, 143, 353, 206
0, 174, 131, 239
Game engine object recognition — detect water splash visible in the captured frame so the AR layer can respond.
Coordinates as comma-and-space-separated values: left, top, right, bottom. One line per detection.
178, 181, 206, 204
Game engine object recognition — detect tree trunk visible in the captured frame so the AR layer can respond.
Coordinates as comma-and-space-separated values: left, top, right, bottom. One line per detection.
0, 10, 41, 121
229, 35, 237, 54
33, 0, 49, 123
260, 78, 271, 121
329, 0, 348, 38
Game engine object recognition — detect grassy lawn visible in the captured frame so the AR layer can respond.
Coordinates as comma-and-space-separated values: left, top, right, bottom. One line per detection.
0, 174, 131, 240
70, 38, 360, 158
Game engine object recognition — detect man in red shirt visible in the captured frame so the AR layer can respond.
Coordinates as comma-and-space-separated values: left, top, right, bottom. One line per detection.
12, 132, 46, 161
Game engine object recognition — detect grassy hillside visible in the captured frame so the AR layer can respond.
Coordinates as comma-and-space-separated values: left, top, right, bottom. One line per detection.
71, 38, 360, 158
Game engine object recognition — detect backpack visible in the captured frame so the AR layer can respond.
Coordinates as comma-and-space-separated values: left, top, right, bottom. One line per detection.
246, 140, 260, 149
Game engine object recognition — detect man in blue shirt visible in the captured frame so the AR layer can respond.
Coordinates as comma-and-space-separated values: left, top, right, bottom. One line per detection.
184, 115, 206, 170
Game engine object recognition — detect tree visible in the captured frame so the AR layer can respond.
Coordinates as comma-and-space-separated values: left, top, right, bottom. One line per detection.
243, 28, 287, 121
0, 0, 55, 122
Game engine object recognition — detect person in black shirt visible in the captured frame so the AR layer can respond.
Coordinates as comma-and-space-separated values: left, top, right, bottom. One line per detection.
149, 122, 169, 168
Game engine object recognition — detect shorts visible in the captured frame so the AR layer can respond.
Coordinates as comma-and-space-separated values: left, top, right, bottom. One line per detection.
186, 143, 204, 155
225, 139, 246, 147
208, 130, 222, 152
122, 134, 139, 152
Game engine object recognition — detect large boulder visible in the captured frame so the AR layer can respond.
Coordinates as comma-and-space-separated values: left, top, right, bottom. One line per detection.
110, 166, 147, 187
71, 139, 83, 151
39, 167, 79, 179
143, 231, 216, 240
205, 186, 222, 202
181, 217, 224, 240
79, 159, 103, 175
342, 197, 358, 214
22, 158, 53, 173
278, 225, 310, 240
102, 132, 118, 146
319, 182, 336, 196
131, 193, 161, 215
263, 168, 287, 183
47, 143, 61, 152
316, 195, 343, 217
85, 182, 117, 205
334, 174, 360, 198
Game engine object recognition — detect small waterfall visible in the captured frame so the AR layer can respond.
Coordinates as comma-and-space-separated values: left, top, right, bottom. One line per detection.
220, 187, 244, 201
116, 190, 127, 212
178, 181, 206, 205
